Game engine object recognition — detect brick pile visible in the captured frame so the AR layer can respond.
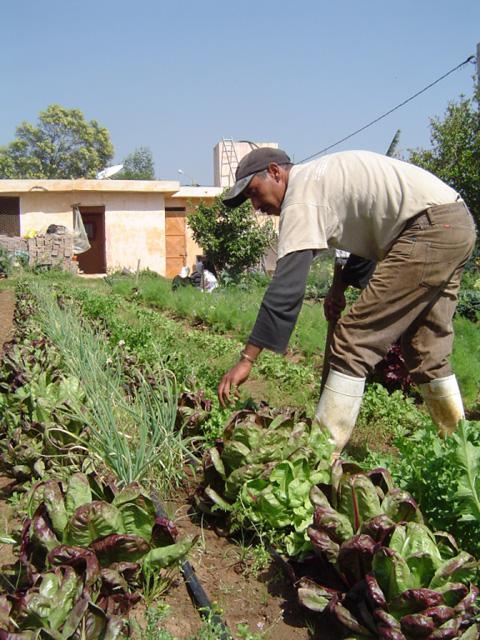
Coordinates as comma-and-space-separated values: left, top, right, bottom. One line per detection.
0, 233, 75, 271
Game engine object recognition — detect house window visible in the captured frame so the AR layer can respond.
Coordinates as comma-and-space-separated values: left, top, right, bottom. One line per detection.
0, 197, 20, 236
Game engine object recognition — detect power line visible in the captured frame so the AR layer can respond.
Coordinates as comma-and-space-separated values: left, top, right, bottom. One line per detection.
299, 54, 476, 164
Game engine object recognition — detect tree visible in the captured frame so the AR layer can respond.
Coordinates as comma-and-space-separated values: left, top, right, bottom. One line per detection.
0, 104, 114, 179
187, 194, 277, 278
386, 129, 401, 157
114, 147, 155, 180
408, 83, 480, 230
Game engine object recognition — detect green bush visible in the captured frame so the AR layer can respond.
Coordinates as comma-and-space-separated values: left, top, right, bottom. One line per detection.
187, 194, 276, 278
456, 289, 480, 321
0, 247, 13, 276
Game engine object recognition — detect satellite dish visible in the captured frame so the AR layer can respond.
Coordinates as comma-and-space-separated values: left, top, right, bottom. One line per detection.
96, 164, 124, 179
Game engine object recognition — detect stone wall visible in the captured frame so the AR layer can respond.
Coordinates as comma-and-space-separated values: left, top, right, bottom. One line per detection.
0, 233, 74, 270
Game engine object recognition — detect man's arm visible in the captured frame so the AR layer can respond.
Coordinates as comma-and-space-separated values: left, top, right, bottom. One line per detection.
324, 253, 377, 321
217, 250, 314, 406
248, 249, 315, 352
342, 254, 376, 289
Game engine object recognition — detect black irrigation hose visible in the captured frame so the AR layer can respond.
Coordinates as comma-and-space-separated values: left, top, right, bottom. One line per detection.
152, 497, 232, 640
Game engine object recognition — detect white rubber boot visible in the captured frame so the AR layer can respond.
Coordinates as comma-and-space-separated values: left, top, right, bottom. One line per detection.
420, 375, 464, 437
315, 370, 365, 454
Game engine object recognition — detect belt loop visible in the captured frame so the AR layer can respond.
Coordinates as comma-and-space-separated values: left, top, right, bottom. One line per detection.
424, 207, 433, 225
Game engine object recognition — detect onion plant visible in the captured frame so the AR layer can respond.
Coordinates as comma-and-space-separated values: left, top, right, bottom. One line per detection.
29, 281, 189, 492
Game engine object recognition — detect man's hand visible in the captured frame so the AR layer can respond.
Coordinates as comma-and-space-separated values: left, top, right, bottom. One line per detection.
324, 285, 347, 322
218, 360, 253, 408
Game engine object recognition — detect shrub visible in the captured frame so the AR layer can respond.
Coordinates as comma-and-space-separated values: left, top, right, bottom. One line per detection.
187, 194, 276, 278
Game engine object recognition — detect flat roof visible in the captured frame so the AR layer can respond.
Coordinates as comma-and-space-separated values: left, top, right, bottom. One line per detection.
0, 178, 181, 195
171, 186, 223, 198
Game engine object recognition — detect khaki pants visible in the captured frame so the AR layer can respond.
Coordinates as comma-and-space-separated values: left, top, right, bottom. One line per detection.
330, 202, 477, 383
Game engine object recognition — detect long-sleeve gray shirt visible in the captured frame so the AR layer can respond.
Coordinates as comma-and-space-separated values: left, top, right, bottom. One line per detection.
248, 251, 375, 353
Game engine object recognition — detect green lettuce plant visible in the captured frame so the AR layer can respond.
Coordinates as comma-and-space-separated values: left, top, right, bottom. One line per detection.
195, 406, 334, 555
365, 420, 480, 558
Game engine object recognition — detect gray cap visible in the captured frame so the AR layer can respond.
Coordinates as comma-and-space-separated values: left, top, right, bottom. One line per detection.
222, 147, 291, 208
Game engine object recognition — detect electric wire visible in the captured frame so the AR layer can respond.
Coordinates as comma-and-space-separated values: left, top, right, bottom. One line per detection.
298, 54, 476, 163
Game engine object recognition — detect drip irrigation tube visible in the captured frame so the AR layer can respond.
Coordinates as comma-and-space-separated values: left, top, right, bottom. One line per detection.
152, 497, 232, 640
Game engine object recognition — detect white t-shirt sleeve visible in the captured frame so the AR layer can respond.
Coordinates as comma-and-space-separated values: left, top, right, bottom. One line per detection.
277, 203, 332, 260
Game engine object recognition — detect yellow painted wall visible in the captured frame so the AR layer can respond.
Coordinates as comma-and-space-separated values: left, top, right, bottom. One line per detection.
102, 193, 166, 273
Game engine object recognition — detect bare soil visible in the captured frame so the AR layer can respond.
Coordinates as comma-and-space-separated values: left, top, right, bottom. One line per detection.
0, 291, 17, 569
0, 289, 14, 349
146, 492, 317, 640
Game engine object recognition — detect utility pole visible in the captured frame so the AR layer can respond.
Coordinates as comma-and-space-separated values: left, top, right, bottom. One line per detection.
477, 42, 480, 84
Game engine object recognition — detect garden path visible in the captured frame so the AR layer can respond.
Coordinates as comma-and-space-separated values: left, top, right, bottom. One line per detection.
136, 491, 320, 640
0, 289, 16, 567
0, 290, 14, 349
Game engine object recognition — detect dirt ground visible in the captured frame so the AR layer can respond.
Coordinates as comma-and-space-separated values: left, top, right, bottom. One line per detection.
148, 494, 316, 640
0, 289, 14, 349
0, 290, 17, 568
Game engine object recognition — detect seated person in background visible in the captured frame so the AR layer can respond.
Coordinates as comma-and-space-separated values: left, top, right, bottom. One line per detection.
202, 259, 218, 292
191, 258, 219, 292
190, 261, 203, 289
171, 265, 192, 290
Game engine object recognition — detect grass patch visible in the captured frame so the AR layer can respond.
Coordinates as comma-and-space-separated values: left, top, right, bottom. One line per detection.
451, 315, 480, 408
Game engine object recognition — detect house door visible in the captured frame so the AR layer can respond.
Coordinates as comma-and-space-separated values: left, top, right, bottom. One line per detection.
77, 207, 106, 274
165, 208, 186, 278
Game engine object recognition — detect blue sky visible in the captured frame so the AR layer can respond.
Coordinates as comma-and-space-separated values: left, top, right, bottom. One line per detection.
1, 1, 479, 184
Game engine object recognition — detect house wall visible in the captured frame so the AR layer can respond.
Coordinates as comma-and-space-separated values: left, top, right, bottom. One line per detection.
17, 191, 167, 273
0, 180, 254, 278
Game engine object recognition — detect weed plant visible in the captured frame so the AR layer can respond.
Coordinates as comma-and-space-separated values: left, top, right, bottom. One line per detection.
54, 272, 480, 409
355, 382, 480, 556
0, 247, 13, 276
109, 272, 329, 356
361, 401, 480, 557
130, 603, 266, 640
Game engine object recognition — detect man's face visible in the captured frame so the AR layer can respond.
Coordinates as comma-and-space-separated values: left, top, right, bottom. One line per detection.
244, 164, 287, 215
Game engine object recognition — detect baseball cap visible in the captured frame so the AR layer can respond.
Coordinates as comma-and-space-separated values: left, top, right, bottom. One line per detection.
222, 147, 291, 208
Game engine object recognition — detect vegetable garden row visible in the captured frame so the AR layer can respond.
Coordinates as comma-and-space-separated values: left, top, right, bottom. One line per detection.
0, 274, 479, 639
